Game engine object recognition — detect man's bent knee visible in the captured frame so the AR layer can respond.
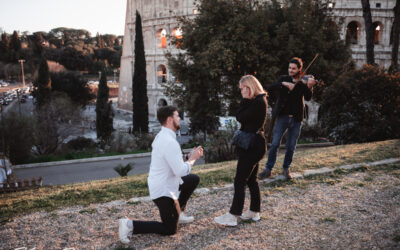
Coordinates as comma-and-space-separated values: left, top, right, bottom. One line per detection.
162, 226, 177, 236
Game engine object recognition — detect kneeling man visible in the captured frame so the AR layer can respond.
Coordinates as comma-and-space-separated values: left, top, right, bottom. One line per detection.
119, 106, 203, 243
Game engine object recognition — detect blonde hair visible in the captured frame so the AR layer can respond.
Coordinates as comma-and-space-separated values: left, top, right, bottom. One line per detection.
239, 75, 266, 98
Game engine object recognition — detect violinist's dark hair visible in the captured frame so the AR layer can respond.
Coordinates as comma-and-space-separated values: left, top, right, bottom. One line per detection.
289, 57, 303, 70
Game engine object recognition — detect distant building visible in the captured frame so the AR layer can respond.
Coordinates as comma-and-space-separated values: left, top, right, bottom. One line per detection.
329, 0, 397, 68
119, 0, 398, 122
118, 0, 196, 119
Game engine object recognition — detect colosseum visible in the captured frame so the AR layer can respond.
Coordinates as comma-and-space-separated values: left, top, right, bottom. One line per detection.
118, 0, 398, 121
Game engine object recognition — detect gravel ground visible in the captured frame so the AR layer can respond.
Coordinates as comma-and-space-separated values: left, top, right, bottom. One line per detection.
1, 168, 399, 250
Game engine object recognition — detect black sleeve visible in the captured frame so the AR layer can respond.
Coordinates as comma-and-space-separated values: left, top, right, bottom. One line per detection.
266, 76, 284, 91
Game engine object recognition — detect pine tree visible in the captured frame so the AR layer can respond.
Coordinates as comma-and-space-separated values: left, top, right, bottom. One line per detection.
97, 32, 105, 48
96, 70, 114, 141
9, 31, 22, 62
132, 11, 149, 133
10, 31, 21, 52
33, 57, 51, 107
0, 33, 10, 62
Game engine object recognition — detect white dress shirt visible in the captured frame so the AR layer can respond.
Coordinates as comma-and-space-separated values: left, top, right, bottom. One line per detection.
147, 126, 191, 200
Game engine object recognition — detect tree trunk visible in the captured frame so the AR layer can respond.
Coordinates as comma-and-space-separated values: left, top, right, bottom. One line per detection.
391, 0, 400, 72
361, 0, 375, 65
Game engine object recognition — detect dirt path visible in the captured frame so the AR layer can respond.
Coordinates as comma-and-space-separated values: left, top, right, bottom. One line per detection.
1, 166, 399, 249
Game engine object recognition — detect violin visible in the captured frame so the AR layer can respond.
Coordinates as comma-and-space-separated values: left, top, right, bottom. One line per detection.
293, 54, 324, 87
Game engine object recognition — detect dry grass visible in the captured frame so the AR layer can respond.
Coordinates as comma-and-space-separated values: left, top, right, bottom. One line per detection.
1, 163, 399, 249
1, 139, 399, 224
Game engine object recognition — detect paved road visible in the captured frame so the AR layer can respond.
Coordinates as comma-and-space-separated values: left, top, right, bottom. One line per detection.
14, 154, 205, 186
13, 145, 325, 186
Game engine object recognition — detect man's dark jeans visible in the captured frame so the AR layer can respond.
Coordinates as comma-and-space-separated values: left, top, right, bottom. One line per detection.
132, 174, 199, 235
265, 115, 301, 170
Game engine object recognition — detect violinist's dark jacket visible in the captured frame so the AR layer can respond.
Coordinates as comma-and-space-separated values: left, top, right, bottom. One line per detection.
267, 75, 313, 122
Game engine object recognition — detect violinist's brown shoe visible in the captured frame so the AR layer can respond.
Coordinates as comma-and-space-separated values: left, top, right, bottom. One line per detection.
283, 168, 293, 180
258, 169, 272, 180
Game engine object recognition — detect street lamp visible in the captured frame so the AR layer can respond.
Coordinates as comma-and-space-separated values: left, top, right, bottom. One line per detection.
18, 59, 26, 88
113, 69, 117, 83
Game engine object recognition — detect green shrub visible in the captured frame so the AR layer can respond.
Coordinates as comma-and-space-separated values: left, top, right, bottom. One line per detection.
108, 131, 135, 153
204, 120, 238, 163
133, 133, 155, 151
299, 123, 328, 143
66, 136, 96, 151
320, 65, 400, 144
114, 163, 134, 177
0, 112, 34, 164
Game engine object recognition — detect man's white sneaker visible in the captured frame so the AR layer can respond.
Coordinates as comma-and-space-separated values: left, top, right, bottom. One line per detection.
179, 212, 194, 224
118, 218, 132, 244
214, 212, 238, 226
240, 210, 260, 221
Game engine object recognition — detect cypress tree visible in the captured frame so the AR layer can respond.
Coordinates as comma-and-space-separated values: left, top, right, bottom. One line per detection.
33, 57, 51, 107
132, 11, 149, 133
96, 70, 114, 141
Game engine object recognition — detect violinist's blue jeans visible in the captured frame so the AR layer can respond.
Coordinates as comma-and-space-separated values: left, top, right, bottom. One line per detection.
265, 115, 302, 170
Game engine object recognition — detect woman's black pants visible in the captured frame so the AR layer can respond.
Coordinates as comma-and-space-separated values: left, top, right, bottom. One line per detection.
230, 136, 266, 216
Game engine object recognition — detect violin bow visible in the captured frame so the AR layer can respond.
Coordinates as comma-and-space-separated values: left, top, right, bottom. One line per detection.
302, 53, 319, 75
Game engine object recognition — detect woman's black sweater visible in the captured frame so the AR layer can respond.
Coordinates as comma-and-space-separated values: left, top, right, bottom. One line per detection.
236, 94, 268, 133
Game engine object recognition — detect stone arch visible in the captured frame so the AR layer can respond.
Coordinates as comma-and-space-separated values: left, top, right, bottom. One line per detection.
373, 21, 384, 44
157, 98, 168, 107
346, 21, 361, 44
156, 28, 167, 48
157, 64, 167, 83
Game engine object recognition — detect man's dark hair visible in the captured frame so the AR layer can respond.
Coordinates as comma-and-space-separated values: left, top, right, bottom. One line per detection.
157, 105, 178, 125
289, 57, 303, 71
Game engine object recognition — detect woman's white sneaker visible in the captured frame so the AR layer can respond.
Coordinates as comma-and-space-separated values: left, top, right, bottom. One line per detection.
179, 212, 194, 224
240, 210, 260, 221
214, 212, 238, 226
118, 218, 132, 244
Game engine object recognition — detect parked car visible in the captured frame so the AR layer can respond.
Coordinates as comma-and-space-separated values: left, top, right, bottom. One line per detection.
0, 154, 13, 188
218, 116, 237, 130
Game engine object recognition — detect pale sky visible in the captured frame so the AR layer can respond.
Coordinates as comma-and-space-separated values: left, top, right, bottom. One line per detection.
0, 0, 126, 36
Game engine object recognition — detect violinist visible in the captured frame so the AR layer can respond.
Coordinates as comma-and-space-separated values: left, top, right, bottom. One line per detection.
258, 57, 316, 180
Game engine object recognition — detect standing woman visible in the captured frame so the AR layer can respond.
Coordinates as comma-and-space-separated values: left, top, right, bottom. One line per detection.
214, 75, 268, 226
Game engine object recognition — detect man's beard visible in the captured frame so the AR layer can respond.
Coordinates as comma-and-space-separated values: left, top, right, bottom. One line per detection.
173, 120, 181, 131
289, 71, 299, 77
